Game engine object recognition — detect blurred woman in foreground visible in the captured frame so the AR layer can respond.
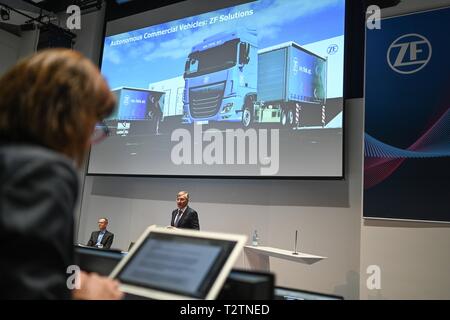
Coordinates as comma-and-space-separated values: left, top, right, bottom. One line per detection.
0, 49, 123, 300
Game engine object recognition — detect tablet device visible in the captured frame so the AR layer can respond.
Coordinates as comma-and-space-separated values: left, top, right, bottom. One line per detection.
109, 225, 246, 300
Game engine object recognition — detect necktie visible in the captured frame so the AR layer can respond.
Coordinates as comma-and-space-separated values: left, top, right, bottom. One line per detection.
174, 210, 183, 227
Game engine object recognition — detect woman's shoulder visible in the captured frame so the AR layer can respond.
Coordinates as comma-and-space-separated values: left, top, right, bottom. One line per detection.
0, 144, 78, 185
1, 143, 66, 159
1, 143, 73, 164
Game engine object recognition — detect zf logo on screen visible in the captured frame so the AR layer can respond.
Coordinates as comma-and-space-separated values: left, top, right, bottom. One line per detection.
327, 44, 338, 55
387, 33, 432, 74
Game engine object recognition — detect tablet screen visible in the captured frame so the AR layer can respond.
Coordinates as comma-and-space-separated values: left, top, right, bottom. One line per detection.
116, 232, 237, 299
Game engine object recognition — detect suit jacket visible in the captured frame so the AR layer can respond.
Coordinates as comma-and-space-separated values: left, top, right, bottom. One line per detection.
171, 206, 200, 230
0, 144, 78, 299
87, 230, 114, 249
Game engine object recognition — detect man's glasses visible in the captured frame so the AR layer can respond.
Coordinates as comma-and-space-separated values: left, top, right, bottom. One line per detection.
91, 121, 110, 144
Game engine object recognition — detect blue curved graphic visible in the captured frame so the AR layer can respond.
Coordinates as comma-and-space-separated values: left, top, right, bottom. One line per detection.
365, 107, 450, 159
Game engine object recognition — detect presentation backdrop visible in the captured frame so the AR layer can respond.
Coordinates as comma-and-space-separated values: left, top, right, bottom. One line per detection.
88, 0, 346, 177
364, 7, 450, 222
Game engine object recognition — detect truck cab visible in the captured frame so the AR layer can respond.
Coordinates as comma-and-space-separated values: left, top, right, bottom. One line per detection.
182, 29, 257, 124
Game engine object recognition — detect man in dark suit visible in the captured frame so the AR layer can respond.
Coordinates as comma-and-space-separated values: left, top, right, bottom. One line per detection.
87, 218, 114, 249
170, 191, 200, 230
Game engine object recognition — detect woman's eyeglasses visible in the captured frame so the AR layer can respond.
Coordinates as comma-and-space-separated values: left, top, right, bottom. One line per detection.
91, 121, 110, 144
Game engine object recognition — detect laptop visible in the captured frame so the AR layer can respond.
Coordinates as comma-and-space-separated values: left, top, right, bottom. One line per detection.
274, 286, 344, 300
74, 245, 125, 276
109, 225, 247, 300
218, 269, 275, 300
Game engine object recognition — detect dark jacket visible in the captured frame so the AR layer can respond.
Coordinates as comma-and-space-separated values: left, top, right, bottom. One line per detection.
0, 144, 78, 299
87, 230, 114, 249
170, 206, 200, 230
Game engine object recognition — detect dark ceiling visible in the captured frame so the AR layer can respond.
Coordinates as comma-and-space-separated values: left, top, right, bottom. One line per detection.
18, 1, 402, 17
22, 0, 104, 13
20, 0, 182, 14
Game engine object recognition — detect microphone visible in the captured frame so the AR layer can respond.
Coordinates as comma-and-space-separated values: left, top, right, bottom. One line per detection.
293, 230, 299, 255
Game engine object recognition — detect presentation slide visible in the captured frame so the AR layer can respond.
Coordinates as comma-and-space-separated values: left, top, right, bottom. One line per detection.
88, 0, 346, 177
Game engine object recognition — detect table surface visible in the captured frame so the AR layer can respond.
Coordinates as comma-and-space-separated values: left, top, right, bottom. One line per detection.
244, 245, 326, 264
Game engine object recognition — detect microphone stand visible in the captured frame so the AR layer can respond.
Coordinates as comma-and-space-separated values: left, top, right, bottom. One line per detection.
293, 230, 299, 255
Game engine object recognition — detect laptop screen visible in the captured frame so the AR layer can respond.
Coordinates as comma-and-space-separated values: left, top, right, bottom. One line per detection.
74, 245, 125, 276
115, 231, 237, 299
274, 286, 343, 300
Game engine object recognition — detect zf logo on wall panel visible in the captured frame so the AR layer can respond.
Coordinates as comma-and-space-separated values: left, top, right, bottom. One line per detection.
387, 33, 432, 75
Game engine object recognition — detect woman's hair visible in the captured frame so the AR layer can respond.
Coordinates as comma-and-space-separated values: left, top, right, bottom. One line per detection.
0, 48, 115, 165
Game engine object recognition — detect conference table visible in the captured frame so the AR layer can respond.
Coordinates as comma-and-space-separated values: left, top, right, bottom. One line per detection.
244, 245, 326, 272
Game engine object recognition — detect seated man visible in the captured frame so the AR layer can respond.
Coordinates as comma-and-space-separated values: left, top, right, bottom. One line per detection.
87, 218, 114, 249
170, 191, 200, 230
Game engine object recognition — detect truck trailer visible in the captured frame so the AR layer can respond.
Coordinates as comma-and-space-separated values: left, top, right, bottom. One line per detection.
182, 29, 327, 128
106, 87, 165, 136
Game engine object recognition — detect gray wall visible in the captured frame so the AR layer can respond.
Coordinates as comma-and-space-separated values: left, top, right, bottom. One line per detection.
0, 29, 20, 76
72, 7, 105, 67
0, 28, 38, 76
75, 0, 450, 300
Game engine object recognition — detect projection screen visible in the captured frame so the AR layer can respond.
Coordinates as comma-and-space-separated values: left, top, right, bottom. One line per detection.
88, 0, 346, 178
